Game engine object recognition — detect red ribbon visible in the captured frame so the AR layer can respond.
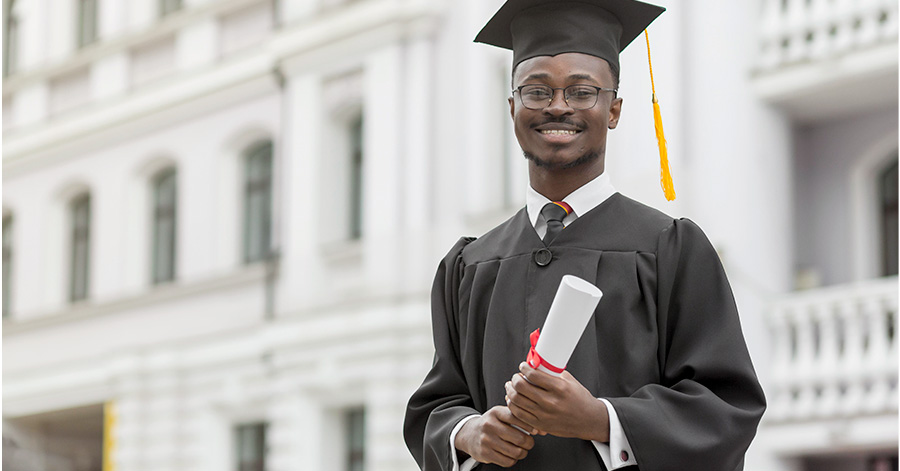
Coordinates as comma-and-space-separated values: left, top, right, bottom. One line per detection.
526, 328, 565, 373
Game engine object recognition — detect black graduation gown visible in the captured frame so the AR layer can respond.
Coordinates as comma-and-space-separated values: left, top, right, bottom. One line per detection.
403, 193, 766, 471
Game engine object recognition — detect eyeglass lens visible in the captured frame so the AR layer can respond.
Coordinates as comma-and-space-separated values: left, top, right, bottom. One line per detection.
518, 85, 603, 110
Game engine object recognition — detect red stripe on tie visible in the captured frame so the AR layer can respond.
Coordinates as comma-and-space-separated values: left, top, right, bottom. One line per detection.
553, 201, 572, 215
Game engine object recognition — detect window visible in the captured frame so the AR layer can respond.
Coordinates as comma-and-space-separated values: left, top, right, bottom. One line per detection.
346, 408, 365, 471
70, 194, 91, 302
77, 0, 98, 48
160, 0, 182, 17
152, 168, 177, 284
348, 115, 364, 240
880, 156, 898, 277
243, 141, 273, 263
322, 72, 362, 244
235, 422, 266, 471
3, 0, 18, 76
3, 214, 12, 318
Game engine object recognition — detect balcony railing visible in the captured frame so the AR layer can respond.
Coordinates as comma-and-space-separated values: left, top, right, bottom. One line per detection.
758, 0, 899, 70
766, 277, 898, 422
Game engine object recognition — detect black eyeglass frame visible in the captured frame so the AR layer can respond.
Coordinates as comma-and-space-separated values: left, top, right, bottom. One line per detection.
512, 84, 618, 110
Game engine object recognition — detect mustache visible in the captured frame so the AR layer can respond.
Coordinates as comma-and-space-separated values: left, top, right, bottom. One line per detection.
531, 118, 583, 128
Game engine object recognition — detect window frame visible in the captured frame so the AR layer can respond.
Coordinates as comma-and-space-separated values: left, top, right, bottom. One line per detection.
69, 193, 91, 302
3, 0, 18, 77
151, 168, 178, 284
242, 141, 274, 264
159, 0, 182, 17
3, 213, 12, 318
879, 157, 898, 277
345, 407, 365, 471
234, 422, 267, 471
76, 0, 98, 48
348, 114, 364, 240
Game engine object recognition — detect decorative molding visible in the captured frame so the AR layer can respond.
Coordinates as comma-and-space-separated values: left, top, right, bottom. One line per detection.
2, 264, 267, 335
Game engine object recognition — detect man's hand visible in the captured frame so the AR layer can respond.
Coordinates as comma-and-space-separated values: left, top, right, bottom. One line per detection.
454, 406, 536, 468
505, 362, 610, 442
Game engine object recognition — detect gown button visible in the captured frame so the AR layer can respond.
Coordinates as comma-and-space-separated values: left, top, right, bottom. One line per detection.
534, 248, 552, 266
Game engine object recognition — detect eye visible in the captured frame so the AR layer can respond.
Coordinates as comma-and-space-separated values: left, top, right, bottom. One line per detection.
567, 86, 597, 98
521, 86, 552, 99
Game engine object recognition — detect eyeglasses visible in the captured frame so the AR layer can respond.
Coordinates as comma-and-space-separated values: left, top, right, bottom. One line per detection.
513, 84, 617, 110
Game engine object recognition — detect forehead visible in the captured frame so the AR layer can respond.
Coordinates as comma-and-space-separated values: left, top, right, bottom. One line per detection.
513, 52, 613, 85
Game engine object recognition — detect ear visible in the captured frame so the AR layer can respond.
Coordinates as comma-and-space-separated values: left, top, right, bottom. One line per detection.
508, 96, 516, 120
608, 97, 623, 129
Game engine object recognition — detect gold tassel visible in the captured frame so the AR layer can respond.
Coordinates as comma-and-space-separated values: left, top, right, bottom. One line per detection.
645, 30, 676, 201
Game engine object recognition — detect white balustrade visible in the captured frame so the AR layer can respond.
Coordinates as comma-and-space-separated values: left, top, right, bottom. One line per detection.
757, 0, 899, 70
766, 277, 898, 423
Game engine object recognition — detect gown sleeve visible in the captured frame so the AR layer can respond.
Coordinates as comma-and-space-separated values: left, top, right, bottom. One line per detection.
404, 237, 480, 471
606, 218, 766, 471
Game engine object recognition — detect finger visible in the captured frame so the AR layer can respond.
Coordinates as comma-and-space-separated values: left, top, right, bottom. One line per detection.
507, 398, 542, 428
486, 433, 530, 463
482, 445, 518, 468
510, 371, 547, 404
506, 380, 542, 415
497, 424, 536, 453
496, 403, 539, 437
485, 407, 535, 446
519, 362, 559, 390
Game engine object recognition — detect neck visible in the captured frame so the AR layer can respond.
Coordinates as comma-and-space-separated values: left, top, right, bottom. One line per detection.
528, 160, 605, 202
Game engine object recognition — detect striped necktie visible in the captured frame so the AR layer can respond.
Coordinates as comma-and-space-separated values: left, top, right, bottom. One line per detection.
541, 201, 572, 244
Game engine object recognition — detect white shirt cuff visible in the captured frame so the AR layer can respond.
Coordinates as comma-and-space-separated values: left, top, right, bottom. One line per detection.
449, 414, 480, 471
591, 398, 637, 470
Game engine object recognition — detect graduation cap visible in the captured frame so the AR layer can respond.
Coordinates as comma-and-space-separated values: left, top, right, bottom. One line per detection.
475, 0, 676, 201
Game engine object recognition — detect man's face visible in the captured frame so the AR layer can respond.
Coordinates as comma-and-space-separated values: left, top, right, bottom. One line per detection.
509, 53, 622, 170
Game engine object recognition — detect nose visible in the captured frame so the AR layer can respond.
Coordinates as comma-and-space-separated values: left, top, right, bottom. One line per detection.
544, 88, 574, 117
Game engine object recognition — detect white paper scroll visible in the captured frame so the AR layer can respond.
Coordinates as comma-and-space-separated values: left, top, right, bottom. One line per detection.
530, 275, 603, 376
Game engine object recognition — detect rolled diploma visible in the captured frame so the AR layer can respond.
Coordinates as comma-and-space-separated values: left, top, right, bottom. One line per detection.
532, 275, 603, 376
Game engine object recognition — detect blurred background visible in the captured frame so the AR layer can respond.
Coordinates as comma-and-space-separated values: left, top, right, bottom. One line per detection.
1, 0, 897, 470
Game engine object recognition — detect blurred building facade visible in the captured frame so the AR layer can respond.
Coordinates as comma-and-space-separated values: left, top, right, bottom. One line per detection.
1, 0, 896, 470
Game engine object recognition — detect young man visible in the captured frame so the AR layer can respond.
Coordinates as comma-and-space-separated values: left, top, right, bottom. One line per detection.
404, 1, 766, 470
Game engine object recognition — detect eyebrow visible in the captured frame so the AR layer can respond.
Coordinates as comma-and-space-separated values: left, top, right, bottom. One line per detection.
521, 73, 600, 84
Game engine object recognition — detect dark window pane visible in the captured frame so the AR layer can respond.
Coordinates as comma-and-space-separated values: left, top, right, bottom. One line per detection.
235, 422, 266, 471
346, 408, 365, 471
70, 194, 91, 301
3, 214, 12, 318
880, 156, 898, 277
152, 169, 177, 284
243, 141, 273, 263
160, 0, 182, 16
3, 0, 18, 77
349, 115, 364, 240
77, 0, 98, 48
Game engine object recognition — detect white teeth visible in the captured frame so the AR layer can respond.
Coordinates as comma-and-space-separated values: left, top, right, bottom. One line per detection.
540, 130, 577, 135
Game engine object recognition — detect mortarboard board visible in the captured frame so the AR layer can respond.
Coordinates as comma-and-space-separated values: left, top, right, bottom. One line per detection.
475, 0, 677, 201
474, 0, 665, 75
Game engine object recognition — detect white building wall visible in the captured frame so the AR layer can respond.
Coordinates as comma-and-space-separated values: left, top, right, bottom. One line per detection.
795, 107, 899, 286
2, 1, 896, 471
681, 2, 796, 408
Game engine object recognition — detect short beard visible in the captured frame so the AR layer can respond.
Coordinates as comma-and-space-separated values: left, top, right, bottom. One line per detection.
524, 150, 601, 170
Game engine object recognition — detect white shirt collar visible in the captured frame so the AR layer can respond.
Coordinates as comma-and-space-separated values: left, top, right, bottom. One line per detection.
526, 172, 617, 228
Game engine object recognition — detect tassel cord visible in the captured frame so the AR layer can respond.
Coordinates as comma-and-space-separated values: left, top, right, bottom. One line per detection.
644, 29, 676, 201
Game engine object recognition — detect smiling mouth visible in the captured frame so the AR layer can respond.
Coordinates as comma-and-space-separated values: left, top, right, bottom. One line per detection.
539, 130, 579, 135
